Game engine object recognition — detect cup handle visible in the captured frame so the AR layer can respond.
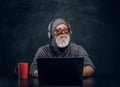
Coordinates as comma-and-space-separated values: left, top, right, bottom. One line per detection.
14, 66, 18, 74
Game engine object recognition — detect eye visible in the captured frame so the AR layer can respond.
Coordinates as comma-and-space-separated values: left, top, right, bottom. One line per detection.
54, 30, 61, 33
54, 28, 69, 35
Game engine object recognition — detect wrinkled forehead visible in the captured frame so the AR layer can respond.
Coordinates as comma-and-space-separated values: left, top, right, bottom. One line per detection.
55, 23, 68, 30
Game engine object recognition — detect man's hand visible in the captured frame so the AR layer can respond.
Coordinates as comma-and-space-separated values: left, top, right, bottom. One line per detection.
83, 66, 94, 77
34, 69, 38, 78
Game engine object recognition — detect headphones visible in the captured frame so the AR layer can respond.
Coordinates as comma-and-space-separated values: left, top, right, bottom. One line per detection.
48, 19, 72, 39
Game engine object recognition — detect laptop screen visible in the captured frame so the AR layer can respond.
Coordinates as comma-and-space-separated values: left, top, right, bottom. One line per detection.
37, 57, 84, 86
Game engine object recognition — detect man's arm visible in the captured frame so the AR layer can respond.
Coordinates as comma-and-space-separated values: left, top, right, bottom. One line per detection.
76, 45, 95, 77
30, 46, 47, 77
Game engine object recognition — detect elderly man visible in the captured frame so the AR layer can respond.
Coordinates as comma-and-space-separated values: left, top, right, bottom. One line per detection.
30, 18, 95, 78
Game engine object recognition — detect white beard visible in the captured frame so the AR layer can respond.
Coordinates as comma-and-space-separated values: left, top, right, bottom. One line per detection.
55, 34, 70, 48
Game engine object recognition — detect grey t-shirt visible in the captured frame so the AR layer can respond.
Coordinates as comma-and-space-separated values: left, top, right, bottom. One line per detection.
29, 42, 95, 76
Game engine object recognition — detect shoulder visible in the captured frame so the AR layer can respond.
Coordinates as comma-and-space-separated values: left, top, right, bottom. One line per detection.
70, 42, 83, 49
38, 44, 49, 49
70, 42, 88, 55
36, 44, 50, 54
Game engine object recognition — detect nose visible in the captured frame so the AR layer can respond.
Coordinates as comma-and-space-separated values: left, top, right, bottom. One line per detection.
62, 30, 65, 34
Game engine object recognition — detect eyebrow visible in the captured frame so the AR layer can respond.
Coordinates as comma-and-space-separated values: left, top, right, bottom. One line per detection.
56, 27, 68, 30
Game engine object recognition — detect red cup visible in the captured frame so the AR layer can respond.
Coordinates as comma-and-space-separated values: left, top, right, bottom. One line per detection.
14, 62, 28, 80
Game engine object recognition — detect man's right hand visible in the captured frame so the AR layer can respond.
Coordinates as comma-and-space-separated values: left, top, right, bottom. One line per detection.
34, 69, 38, 78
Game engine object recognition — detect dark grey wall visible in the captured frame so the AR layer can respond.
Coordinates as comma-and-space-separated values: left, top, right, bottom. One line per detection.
0, 0, 120, 77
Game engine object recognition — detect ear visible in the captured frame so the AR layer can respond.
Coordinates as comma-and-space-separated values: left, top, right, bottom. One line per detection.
70, 30, 72, 35
48, 31, 51, 39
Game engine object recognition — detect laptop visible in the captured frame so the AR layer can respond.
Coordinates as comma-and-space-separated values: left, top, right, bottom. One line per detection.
37, 57, 84, 86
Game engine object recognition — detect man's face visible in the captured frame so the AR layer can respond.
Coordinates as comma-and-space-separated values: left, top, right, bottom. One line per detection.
54, 24, 70, 48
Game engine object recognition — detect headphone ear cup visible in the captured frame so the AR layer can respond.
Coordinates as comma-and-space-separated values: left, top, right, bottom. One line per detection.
65, 20, 72, 35
48, 21, 54, 39
48, 31, 51, 39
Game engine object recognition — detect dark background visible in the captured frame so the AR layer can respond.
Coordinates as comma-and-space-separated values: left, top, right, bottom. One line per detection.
0, 0, 120, 77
